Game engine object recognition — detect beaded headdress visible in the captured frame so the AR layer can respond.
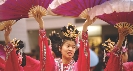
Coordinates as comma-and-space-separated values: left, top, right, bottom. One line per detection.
61, 23, 80, 41
102, 38, 115, 53
10, 38, 24, 51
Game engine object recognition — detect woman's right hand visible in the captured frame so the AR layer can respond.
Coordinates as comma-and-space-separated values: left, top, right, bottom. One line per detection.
117, 28, 130, 48
32, 10, 44, 30
118, 28, 129, 41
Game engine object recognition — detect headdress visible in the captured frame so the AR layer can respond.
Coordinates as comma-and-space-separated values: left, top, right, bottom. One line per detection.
102, 38, 128, 66
49, 24, 80, 57
10, 38, 24, 51
102, 38, 115, 53
11, 38, 26, 67
61, 23, 80, 41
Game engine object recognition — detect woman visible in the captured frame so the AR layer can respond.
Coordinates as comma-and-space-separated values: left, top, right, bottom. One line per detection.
32, 10, 96, 71
104, 28, 130, 71
1, 11, 95, 71
0, 24, 26, 71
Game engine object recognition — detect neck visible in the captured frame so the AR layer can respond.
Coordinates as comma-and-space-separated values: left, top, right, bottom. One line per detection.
62, 56, 72, 64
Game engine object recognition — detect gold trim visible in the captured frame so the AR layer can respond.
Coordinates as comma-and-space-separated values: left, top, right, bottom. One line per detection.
28, 5, 47, 17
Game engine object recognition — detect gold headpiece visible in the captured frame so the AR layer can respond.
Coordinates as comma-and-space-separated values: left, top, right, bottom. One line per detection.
102, 38, 115, 53
10, 38, 24, 50
61, 23, 80, 40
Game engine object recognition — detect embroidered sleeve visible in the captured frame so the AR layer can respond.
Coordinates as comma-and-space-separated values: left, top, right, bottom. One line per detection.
82, 31, 89, 57
77, 31, 90, 71
112, 46, 122, 57
39, 29, 47, 71
39, 29, 55, 71
5, 43, 14, 60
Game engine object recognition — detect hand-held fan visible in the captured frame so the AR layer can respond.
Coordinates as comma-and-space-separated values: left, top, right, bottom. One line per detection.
0, 0, 53, 21
0, 20, 16, 31
0, 0, 6, 5
48, 0, 110, 19
88, 0, 133, 34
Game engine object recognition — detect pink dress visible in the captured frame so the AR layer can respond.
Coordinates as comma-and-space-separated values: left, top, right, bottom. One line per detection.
0, 30, 90, 71
123, 62, 133, 71
39, 30, 90, 71
104, 46, 122, 71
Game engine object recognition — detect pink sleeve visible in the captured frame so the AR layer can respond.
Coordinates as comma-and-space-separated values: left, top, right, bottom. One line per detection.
39, 30, 55, 71
77, 31, 90, 71
123, 62, 133, 71
0, 57, 5, 71
23, 56, 40, 71
4, 43, 22, 71
104, 46, 122, 71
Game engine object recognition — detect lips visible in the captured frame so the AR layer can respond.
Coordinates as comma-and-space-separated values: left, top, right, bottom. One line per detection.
67, 52, 72, 56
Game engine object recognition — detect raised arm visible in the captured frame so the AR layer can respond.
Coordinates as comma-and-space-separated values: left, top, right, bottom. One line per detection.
82, 17, 96, 32
32, 11, 44, 30
77, 17, 96, 71
4, 25, 12, 44
4, 25, 23, 71
116, 28, 129, 48
104, 28, 130, 71
33, 11, 55, 71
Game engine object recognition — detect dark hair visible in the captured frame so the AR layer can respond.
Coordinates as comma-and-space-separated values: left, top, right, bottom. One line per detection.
15, 40, 24, 50
49, 32, 62, 58
49, 24, 79, 58
14, 40, 26, 67
49, 32, 77, 58
102, 39, 115, 68
21, 53, 26, 67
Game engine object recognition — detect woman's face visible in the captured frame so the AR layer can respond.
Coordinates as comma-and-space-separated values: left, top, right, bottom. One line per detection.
59, 40, 76, 59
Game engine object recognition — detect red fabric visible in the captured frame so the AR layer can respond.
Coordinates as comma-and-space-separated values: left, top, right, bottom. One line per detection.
77, 31, 90, 71
39, 30, 55, 71
1, 30, 91, 71
0, 57, 5, 65
4, 43, 22, 71
104, 47, 122, 71
123, 62, 133, 71
0, 58, 5, 71
23, 56, 40, 71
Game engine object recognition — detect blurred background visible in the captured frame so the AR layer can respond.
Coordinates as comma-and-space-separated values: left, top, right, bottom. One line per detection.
0, 15, 121, 71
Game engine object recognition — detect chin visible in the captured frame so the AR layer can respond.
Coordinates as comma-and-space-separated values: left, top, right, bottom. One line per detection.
66, 56, 73, 59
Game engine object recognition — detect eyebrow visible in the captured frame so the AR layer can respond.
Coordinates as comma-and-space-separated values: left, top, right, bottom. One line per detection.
65, 43, 75, 46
